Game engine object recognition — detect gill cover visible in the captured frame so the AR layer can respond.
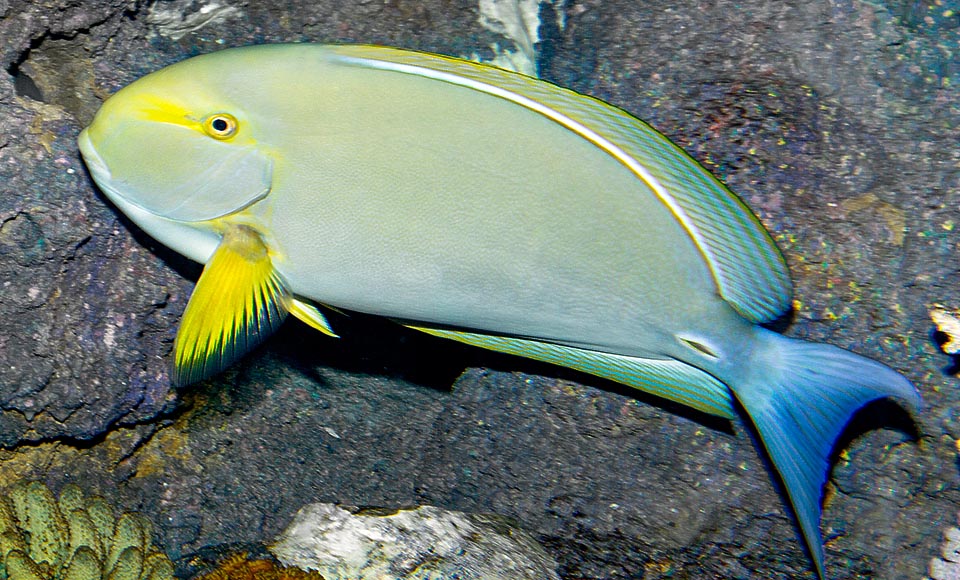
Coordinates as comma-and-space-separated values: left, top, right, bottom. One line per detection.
90, 122, 273, 222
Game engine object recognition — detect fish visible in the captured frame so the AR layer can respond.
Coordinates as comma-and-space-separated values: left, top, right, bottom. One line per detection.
77, 43, 919, 579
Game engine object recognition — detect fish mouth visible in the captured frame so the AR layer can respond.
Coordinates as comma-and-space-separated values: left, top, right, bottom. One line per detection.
78, 128, 146, 218
77, 129, 112, 183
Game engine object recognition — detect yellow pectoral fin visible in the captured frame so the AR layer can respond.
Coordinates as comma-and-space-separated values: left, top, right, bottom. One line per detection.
173, 225, 290, 386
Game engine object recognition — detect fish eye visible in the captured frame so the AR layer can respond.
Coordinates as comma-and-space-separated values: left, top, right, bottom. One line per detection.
203, 113, 238, 139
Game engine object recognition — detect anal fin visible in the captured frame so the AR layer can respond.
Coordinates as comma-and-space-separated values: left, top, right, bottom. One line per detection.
290, 299, 339, 338
405, 325, 736, 419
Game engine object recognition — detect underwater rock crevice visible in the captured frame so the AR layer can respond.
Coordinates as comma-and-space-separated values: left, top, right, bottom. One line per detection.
9, 33, 101, 124
0, 0, 140, 116
5, 34, 47, 102
0, 418, 126, 453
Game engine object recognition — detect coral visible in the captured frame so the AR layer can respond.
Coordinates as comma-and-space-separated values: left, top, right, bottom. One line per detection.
0, 481, 174, 580
193, 553, 325, 580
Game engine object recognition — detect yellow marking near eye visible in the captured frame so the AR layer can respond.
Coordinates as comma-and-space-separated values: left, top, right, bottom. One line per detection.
132, 95, 197, 127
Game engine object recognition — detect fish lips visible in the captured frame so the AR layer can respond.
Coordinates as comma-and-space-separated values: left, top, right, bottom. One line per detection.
78, 128, 273, 223
78, 128, 111, 183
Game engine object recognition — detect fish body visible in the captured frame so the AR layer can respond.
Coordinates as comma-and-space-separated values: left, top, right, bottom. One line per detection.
78, 44, 919, 579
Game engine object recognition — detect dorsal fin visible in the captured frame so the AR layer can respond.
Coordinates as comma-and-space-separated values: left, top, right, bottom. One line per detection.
330, 44, 793, 323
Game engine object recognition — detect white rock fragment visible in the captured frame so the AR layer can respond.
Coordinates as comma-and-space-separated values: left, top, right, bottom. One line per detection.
929, 523, 960, 580
945, 527, 960, 561
270, 503, 559, 580
147, 0, 241, 40
931, 305, 960, 355
474, 0, 565, 76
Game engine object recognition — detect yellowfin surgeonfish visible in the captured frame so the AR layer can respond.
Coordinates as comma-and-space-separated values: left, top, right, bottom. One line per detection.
77, 44, 919, 578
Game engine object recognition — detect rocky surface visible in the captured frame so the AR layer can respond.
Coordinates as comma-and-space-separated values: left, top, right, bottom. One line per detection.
0, 0, 957, 579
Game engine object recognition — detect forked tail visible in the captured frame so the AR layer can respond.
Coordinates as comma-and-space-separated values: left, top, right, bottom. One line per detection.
732, 328, 920, 579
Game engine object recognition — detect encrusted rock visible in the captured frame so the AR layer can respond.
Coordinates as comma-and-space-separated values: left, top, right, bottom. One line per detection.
193, 553, 326, 580
269, 503, 559, 580
931, 306, 960, 355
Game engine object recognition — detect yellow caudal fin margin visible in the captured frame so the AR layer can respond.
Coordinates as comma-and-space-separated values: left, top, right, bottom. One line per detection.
173, 225, 290, 386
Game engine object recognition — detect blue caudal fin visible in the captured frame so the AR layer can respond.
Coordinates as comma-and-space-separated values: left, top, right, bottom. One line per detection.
732, 328, 920, 579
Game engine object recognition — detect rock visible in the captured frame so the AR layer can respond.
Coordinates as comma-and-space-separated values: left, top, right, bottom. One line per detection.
269, 503, 559, 580
929, 524, 960, 580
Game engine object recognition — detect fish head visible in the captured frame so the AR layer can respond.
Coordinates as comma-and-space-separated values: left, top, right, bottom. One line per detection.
78, 49, 276, 261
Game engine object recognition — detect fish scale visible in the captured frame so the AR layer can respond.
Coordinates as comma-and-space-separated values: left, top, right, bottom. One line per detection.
330, 44, 793, 323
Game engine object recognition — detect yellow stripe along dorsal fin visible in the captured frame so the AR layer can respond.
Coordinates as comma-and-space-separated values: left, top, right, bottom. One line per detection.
404, 325, 736, 419
173, 225, 289, 386
330, 44, 793, 323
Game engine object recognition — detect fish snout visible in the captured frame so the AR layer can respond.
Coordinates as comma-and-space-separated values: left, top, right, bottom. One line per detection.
77, 128, 112, 183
